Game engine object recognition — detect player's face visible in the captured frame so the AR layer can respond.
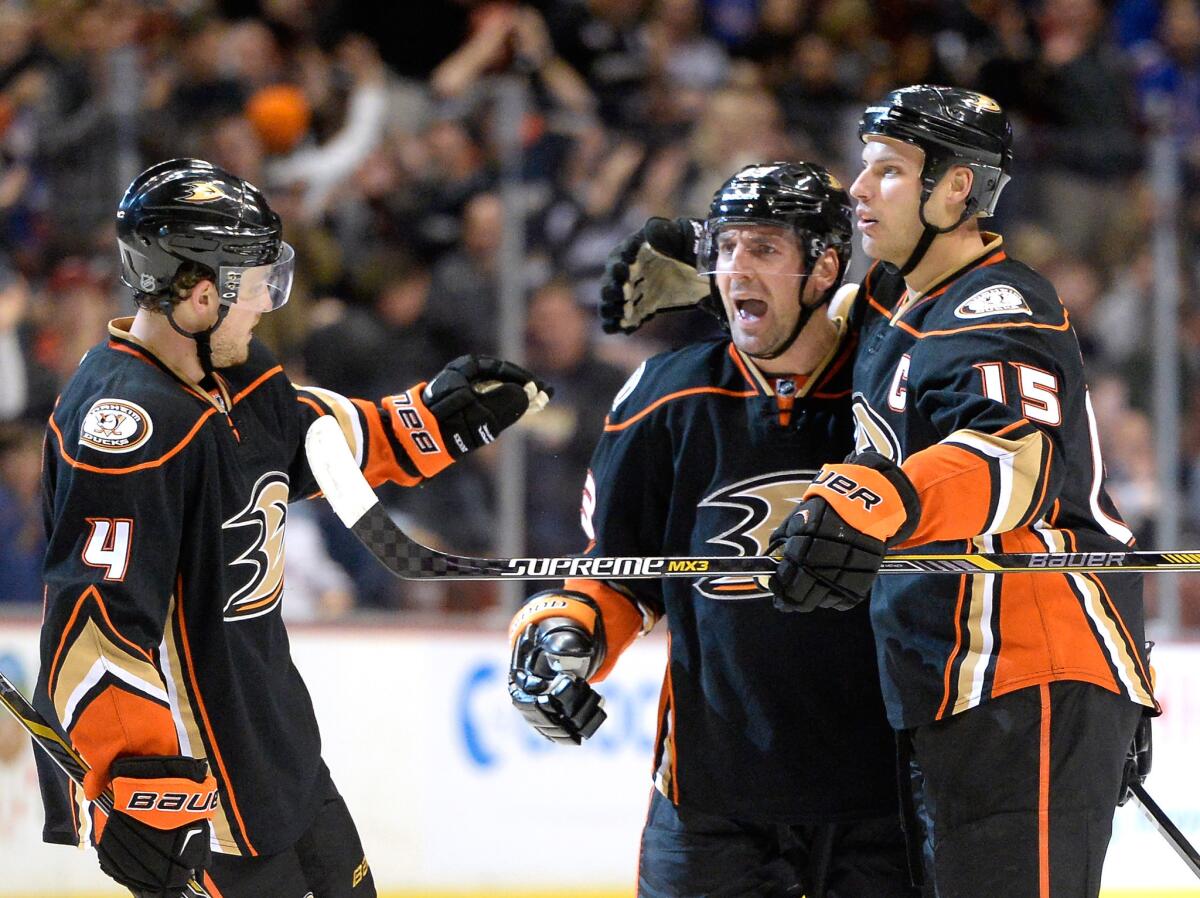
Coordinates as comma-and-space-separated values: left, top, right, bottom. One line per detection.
850, 137, 926, 265
713, 224, 807, 358
210, 300, 262, 368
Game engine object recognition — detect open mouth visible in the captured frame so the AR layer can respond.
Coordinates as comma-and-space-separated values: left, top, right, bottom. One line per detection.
735, 299, 769, 321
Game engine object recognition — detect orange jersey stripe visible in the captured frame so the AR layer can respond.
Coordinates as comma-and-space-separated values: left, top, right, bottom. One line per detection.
936, 574, 970, 720
173, 576, 257, 856
563, 579, 650, 682
231, 365, 284, 405
604, 387, 758, 432
1038, 683, 1051, 898
49, 409, 218, 475
47, 586, 154, 694
72, 689, 179, 801
897, 444, 992, 547
989, 531, 1117, 698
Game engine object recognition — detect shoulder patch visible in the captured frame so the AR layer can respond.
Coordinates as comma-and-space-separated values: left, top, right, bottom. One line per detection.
79, 399, 154, 453
954, 285, 1031, 320
611, 361, 647, 412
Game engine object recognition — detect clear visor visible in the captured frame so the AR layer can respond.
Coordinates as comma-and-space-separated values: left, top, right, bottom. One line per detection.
697, 221, 810, 277
216, 242, 295, 312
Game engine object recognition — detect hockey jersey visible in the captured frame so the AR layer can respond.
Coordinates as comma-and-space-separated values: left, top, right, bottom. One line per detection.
564, 333, 899, 824
36, 318, 444, 857
852, 235, 1156, 729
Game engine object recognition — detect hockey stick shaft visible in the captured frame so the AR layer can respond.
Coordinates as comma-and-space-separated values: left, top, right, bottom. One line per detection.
0, 671, 211, 898
1129, 782, 1200, 878
305, 417, 1200, 581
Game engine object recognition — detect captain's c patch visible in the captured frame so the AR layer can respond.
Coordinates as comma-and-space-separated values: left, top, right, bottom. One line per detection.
80, 399, 154, 453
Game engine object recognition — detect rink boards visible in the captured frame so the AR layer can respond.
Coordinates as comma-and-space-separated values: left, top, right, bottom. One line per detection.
0, 619, 1198, 896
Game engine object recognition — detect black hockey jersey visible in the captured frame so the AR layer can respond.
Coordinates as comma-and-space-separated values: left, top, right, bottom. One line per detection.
566, 335, 899, 823
36, 318, 443, 857
852, 236, 1156, 729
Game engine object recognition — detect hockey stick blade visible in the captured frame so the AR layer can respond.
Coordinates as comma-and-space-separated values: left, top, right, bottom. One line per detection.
0, 671, 212, 897
305, 416, 1200, 581
1129, 782, 1200, 878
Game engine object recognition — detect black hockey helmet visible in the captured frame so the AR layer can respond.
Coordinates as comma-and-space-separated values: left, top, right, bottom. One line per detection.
859, 84, 1013, 218
698, 162, 853, 359
117, 158, 293, 311
700, 161, 854, 279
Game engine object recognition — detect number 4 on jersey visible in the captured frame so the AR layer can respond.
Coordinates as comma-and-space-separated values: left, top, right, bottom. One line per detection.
82, 518, 133, 581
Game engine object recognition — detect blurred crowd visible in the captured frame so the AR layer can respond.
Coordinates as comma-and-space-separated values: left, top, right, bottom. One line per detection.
2, 0, 1200, 624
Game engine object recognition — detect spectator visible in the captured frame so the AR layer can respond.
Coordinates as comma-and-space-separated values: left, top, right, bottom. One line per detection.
523, 279, 628, 556
0, 422, 45, 605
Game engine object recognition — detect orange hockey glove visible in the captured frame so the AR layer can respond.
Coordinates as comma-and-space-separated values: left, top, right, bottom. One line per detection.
95, 755, 217, 898
769, 451, 921, 612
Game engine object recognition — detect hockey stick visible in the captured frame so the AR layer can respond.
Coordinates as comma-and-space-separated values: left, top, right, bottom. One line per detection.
305, 416, 1200, 581
1128, 782, 1200, 878
0, 671, 212, 898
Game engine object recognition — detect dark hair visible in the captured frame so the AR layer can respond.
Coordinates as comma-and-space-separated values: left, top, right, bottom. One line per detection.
132, 261, 214, 311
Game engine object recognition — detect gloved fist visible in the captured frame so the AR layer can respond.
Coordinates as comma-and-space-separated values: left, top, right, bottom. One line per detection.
95, 755, 217, 898
423, 355, 551, 457
390, 355, 551, 477
1117, 711, 1153, 806
769, 452, 921, 613
599, 217, 712, 334
508, 591, 607, 745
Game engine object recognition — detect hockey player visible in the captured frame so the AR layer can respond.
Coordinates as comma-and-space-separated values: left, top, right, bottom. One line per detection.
766, 86, 1157, 896
508, 163, 916, 897
34, 159, 549, 898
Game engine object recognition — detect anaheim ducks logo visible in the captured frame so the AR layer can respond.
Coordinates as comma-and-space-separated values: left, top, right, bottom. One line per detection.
695, 471, 816, 600
222, 473, 289, 621
962, 91, 1001, 113
80, 399, 154, 453
851, 393, 902, 461
179, 181, 227, 204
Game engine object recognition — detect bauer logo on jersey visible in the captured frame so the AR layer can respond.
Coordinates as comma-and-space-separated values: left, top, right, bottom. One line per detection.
695, 470, 816, 601
954, 285, 1031, 320
80, 399, 154, 453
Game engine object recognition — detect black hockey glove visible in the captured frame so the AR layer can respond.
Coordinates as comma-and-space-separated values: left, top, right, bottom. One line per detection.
508, 591, 607, 745
599, 217, 712, 334
392, 355, 550, 478
769, 452, 921, 613
1117, 710, 1153, 806
96, 755, 217, 898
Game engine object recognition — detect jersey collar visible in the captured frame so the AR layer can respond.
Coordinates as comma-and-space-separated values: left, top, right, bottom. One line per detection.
731, 308, 850, 399
107, 317, 233, 412
892, 232, 1005, 321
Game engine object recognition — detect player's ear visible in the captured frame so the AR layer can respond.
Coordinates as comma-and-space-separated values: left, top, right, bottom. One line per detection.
186, 279, 217, 310
944, 165, 974, 208
810, 247, 840, 294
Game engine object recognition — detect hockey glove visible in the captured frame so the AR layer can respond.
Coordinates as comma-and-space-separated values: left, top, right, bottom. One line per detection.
508, 591, 607, 745
95, 755, 217, 898
769, 452, 921, 613
393, 355, 551, 477
599, 217, 712, 334
1117, 710, 1153, 806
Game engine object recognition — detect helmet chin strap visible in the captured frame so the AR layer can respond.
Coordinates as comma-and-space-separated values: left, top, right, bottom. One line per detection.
750, 273, 832, 362
888, 174, 979, 278
159, 296, 231, 381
